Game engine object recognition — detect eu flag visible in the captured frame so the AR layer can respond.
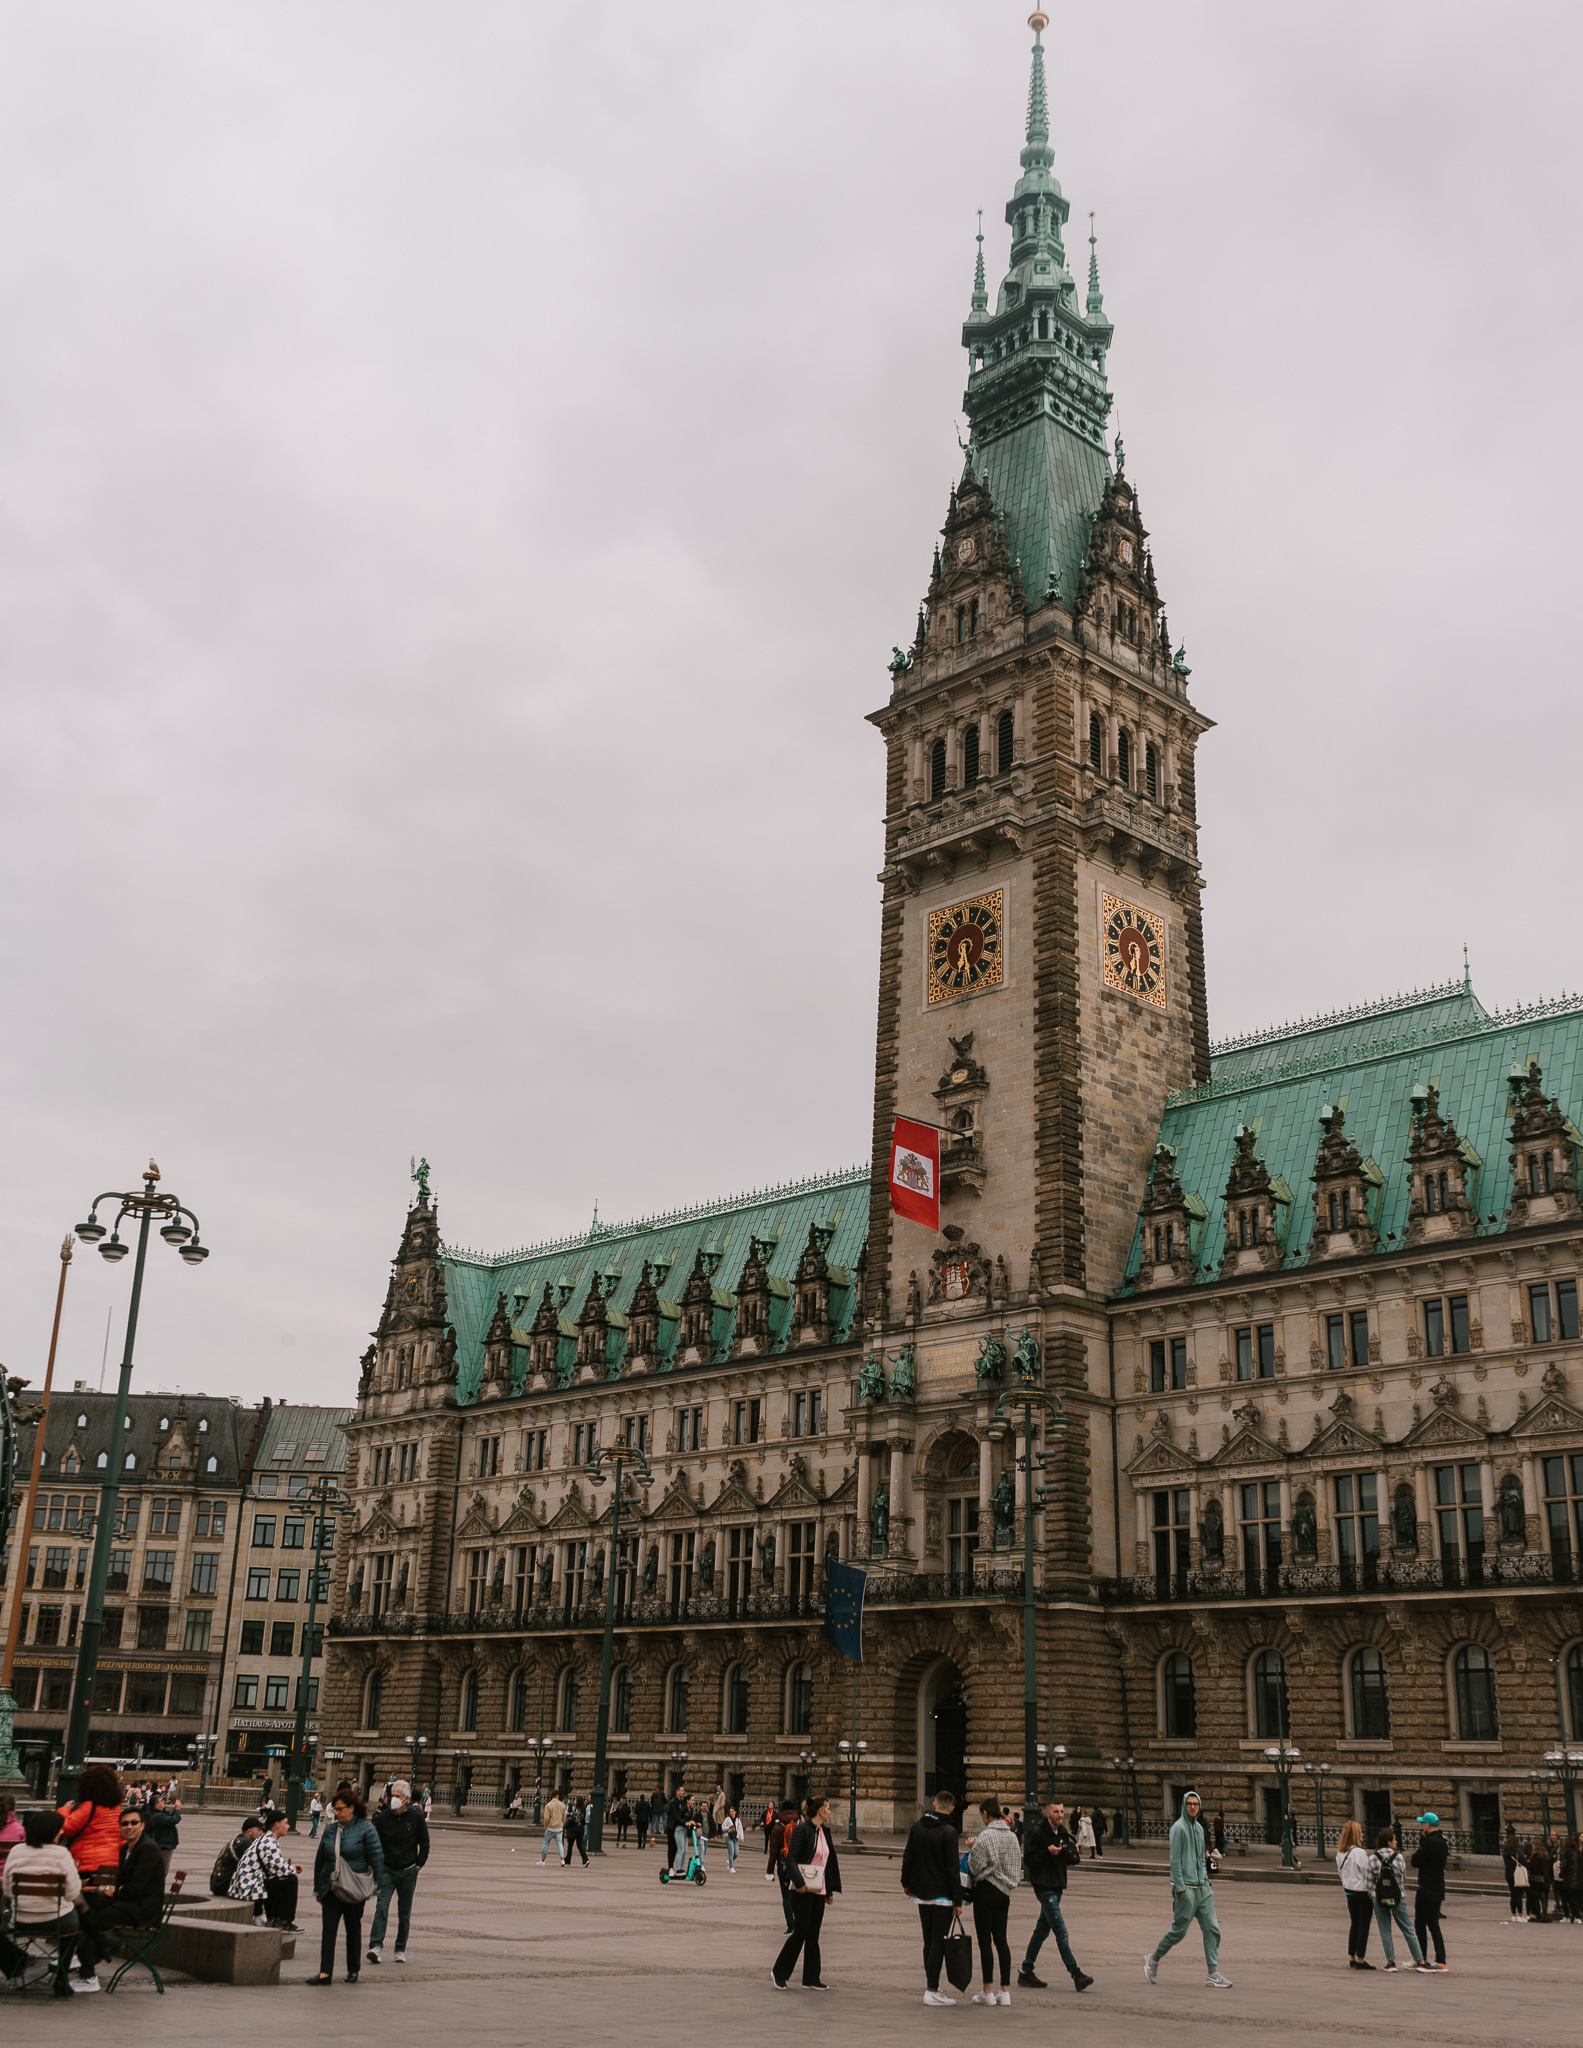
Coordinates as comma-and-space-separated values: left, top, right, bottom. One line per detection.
823, 1561, 867, 1662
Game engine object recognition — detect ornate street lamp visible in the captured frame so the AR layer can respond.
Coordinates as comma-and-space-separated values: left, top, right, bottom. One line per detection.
60, 1163, 211, 1798
989, 1375, 1068, 1815
1545, 1649, 1581, 1836
453, 1746, 472, 1817
582, 1432, 654, 1852
1036, 1741, 1067, 1806
1263, 1735, 1301, 1867
1108, 1756, 1138, 1846
523, 1736, 547, 1824
286, 1477, 352, 1830
1302, 1760, 1332, 1854
836, 1737, 868, 1845
185, 1731, 219, 1808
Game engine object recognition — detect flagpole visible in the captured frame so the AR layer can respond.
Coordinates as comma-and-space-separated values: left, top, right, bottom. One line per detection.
846, 1659, 860, 1844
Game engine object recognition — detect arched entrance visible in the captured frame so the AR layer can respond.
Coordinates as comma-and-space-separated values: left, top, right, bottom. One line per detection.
916, 1657, 967, 1809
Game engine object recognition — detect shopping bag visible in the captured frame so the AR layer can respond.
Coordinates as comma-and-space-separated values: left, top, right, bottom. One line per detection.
944, 1909, 975, 1992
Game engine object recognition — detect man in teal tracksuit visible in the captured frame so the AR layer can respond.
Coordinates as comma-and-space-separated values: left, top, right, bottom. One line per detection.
1143, 1792, 1232, 1989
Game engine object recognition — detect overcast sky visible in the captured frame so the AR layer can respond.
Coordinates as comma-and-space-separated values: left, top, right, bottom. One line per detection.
2, 1, 1579, 1408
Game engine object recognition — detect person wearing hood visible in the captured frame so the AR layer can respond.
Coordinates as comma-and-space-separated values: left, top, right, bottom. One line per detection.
901, 1789, 965, 2006
1143, 1792, 1231, 1990
1409, 1813, 1449, 1968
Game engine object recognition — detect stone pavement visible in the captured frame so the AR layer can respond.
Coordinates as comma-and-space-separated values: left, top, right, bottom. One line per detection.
20, 1808, 1575, 2047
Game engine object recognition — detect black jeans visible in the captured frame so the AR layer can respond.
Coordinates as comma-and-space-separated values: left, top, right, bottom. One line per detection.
1413, 1891, 1445, 1965
1345, 1890, 1373, 1958
918, 1903, 955, 1992
260, 1872, 298, 1925
318, 1894, 365, 1977
972, 1886, 1011, 1986
773, 1891, 826, 1986
76, 1898, 148, 1970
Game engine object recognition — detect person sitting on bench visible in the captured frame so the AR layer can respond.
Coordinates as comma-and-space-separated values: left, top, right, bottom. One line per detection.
74, 1805, 166, 1988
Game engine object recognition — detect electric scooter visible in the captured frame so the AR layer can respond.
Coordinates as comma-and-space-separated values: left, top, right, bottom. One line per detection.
659, 1823, 708, 1885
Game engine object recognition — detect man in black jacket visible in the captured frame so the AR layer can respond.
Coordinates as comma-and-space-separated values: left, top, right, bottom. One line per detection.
667, 1784, 691, 1875
75, 1806, 168, 1985
367, 1779, 430, 1964
1018, 1800, 1094, 1992
1410, 1812, 1449, 1969
901, 1791, 964, 2005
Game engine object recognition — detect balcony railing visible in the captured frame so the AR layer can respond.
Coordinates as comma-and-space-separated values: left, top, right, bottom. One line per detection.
1096, 1551, 1560, 1605
329, 1567, 1026, 1639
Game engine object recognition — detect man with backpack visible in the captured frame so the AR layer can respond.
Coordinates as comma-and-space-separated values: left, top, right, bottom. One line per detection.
210, 1814, 265, 1897
1143, 1792, 1232, 1989
1017, 1799, 1094, 1993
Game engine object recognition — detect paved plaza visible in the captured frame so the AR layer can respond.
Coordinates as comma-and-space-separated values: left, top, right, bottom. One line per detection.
15, 1809, 1576, 2047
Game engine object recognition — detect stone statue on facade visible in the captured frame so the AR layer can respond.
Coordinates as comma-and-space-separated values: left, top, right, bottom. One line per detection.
1199, 1498, 1223, 1564
870, 1486, 890, 1554
700, 1538, 716, 1589
974, 1332, 1008, 1389
906, 1270, 923, 1321
991, 1470, 1016, 1549
642, 1546, 658, 1594
1391, 1489, 1417, 1547
1499, 1477, 1526, 1542
1012, 1327, 1042, 1383
1292, 1497, 1318, 1556
759, 1531, 777, 1580
858, 1352, 887, 1402
888, 1346, 917, 1400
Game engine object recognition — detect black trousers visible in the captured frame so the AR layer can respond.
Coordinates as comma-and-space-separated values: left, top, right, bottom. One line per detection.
972, 1886, 1011, 1986
1345, 1890, 1373, 1959
918, 1902, 955, 1992
76, 1898, 149, 1970
778, 1866, 795, 1932
773, 1891, 826, 1986
1413, 1891, 1445, 1965
261, 1872, 298, 1925
318, 1894, 365, 1977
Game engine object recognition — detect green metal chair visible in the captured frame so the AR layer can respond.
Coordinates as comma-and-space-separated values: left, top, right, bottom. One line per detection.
1, 1872, 72, 1999
103, 1869, 185, 1995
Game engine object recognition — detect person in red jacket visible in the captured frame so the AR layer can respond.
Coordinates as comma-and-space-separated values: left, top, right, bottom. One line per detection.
58, 1765, 125, 1879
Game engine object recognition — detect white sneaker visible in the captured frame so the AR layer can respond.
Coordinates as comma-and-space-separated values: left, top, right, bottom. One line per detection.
996, 1992, 1011, 2007
367, 1948, 382, 1965
71, 1976, 102, 1995
924, 1990, 956, 2006
1207, 1973, 1233, 1989
971, 1992, 996, 2005
1143, 1954, 1158, 1984
394, 1951, 406, 1963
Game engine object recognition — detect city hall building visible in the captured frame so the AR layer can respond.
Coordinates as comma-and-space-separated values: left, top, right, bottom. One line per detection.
321, 20, 1583, 1846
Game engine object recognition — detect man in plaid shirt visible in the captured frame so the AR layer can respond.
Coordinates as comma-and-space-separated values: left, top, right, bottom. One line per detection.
228, 1811, 303, 1930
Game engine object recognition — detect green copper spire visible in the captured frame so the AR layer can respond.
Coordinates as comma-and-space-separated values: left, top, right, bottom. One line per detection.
970, 209, 988, 315
956, 14, 1116, 615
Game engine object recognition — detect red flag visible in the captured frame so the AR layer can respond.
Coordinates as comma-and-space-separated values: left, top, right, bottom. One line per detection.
889, 1116, 941, 1232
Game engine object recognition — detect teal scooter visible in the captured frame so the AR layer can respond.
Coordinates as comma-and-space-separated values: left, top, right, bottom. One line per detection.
659, 1823, 708, 1885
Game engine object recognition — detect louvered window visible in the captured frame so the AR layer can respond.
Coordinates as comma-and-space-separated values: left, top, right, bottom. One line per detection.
930, 739, 946, 801
1117, 730, 1131, 786
1088, 712, 1103, 772
962, 724, 979, 787
1145, 743, 1158, 801
997, 710, 1014, 773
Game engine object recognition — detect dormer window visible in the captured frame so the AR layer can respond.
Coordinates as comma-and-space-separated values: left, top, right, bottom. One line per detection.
1152, 1222, 1176, 1261
1529, 1152, 1555, 1194
198, 1417, 208, 1433
159, 1416, 169, 1432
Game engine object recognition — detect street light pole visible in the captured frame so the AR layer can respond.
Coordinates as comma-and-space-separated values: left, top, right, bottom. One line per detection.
61, 1163, 209, 1797
1264, 1734, 1301, 1868
1303, 1761, 1331, 1855
286, 1478, 351, 1830
583, 1435, 653, 1854
1547, 1652, 1580, 1836
837, 1736, 868, 1845
989, 1376, 1067, 1817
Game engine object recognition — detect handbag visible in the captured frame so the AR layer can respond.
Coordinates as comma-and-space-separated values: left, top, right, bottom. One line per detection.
1514, 1864, 1530, 1890
798, 1862, 826, 1895
330, 1823, 378, 1905
943, 1910, 975, 1993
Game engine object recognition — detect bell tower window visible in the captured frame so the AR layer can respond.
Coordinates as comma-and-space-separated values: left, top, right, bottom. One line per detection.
930, 739, 946, 801
1117, 730, 1131, 786
1088, 711, 1103, 772
962, 724, 980, 787
997, 710, 1014, 774
1145, 743, 1158, 801
956, 605, 966, 643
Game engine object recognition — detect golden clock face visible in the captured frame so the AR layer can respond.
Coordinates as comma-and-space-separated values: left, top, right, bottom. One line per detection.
927, 889, 1004, 1005
1101, 891, 1166, 1009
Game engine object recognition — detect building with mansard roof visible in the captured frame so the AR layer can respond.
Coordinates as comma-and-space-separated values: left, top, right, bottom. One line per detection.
322, 19, 1583, 1848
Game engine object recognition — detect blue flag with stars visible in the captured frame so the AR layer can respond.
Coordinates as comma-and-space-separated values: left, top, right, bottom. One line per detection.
823, 1561, 867, 1662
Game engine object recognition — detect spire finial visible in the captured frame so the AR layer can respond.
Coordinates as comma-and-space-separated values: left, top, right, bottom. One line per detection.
1087, 211, 1106, 319
1463, 943, 1471, 993
1022, 13, 1052, 169
970, 208, 988, 314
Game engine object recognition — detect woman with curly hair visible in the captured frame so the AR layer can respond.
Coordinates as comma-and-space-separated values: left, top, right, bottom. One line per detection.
58, 1766, 124, 1880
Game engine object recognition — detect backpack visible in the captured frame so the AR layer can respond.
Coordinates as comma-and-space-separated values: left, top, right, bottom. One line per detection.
1373, 1853, 1401, 1908
210, 1833, 244, 1897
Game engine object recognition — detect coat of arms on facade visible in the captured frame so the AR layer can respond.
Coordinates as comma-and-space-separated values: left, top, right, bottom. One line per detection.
895, 1149, 933, 1195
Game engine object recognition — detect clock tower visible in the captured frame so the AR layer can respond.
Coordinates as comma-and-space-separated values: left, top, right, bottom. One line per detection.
863, 12, 1212, 1600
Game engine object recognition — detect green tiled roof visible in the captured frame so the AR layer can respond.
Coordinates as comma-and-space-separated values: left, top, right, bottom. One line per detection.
1121, 983, 1583, 1288
441, 1166, 870, 1405
974, 417, 1110, 624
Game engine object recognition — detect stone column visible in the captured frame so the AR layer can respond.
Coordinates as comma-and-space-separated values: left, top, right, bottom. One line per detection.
1135, 1488, 1151, 1578
1414, 1464, 1432, 1550
1521, 1453, 1541, 1547
888, 1440, 908, 1552
856, 1448, 872, 1551
1278, 1473, 1293, 1553
1478, 1461, 1496, 1544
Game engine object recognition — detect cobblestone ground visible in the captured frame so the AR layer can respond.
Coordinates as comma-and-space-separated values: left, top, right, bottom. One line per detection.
21, 1811, 1576, 2048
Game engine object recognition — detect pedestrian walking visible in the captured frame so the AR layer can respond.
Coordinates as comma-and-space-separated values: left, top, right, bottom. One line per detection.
1335, 1820, 1375, 1968
565, 1797, 589, 1869
966, 1797, 1021, 2005
1017, 1797, 1093, 1992
1091, 1805, 1107, 1860
723, 1806, 743, 1873
1409, 1813, 1449, 1968
635, 1794, 650, 1847
652, 1785, 668, 1844
1143, 1791, 1231, 1989
613, 1797, 630, 1847
712, 1783, 727, 1834
761, 1804, 779, 1863
1507, 1836, 1531, 1921
1367, 1828, 1430, 1970
309, 1793, 324, 1839
771, 1794, 840, 1990
307, 1790, 387, 1986
368, 1777, 429, 1964
1075, 1806, 1096, 1860
229, 1810, 303, 1929
541, 1793, 568, 1866
901, 1788, 965, 2006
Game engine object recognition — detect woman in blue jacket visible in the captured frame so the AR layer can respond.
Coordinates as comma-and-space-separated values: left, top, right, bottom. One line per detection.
308, 1790, 388, 1985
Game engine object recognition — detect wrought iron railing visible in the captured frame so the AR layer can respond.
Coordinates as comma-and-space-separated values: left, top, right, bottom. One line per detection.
1125, 1814, 1486, 1856
1095, 1551, 1560, 1605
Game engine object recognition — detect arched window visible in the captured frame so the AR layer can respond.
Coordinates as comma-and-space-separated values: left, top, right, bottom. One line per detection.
1088, 711, 1103, 772
508, 1669, 528, 1734
613, 1666, 632, 1735
997, 709, 1014, 774
962, 723, 979, 787
206, 1456, 218, 1473
460, 1670, 479, 1732
955, 605, 967, 644
786, 1661, 813, 1737
1162, 1651, 1196, 1737
667, 1663, 690, 1735
1453, 1643, 1498, 1740
558, 1666, 580, 1733
1117, 729, 1131, 786
1252, 1649, 1289, 1738
930, 739, 947, 801
1145, 742, 1158, 801
725, 1662, 749, 1734
1566, 1642, 1583, 1740
1349, 1647, 1390, 1739
124, 1453, 136, 1471
364, 1669, 383, 1732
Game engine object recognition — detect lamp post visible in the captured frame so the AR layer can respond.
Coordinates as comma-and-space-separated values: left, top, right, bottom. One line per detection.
185, 1732, 219, 1808
1263, 1736, 1301, 1867
286, 1477, 351, 1830
59, 1163, 210, 1798
524, 1737, 547, 1824
1546, 1649, 1581, 1835
1528, 1768, 1551, 1840
988, 1375, 1068, 1816
1108, 1757, 1136, 1847
836, 1737, 868, 1845
582, 1434, 653, 1853
453, 1746, 471, 1817
1035, 1742, 1066, 1806
1302, 1760, 1331, 1854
